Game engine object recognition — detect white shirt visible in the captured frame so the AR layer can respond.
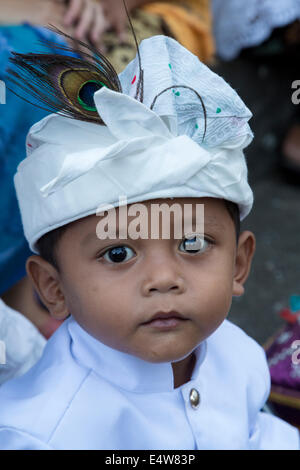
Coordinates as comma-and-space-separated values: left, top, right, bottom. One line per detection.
0, 298, 46, 385
0, 316, 298, 450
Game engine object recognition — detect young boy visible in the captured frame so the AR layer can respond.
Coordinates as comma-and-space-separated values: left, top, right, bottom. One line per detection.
0, 35, 299, 450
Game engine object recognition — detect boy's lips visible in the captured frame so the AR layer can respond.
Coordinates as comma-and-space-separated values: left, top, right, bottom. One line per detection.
140, 311, 189, 329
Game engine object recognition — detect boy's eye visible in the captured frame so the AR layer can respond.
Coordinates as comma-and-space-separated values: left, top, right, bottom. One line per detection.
102, 246, 135, 263
178, 235, 209, 254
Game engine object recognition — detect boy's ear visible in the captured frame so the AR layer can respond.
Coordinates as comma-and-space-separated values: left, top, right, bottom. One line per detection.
233, 230, 256, 297
26, 255, 69, 320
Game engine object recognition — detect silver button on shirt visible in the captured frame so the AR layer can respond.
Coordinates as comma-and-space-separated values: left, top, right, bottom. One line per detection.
189, 388, 200, 409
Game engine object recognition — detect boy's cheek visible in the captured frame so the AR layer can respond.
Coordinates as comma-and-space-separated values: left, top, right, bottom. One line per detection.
195, 283, 233, 322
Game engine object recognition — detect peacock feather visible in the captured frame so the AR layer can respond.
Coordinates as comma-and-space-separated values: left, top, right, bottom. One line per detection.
6, 26, 123, 124
5, 5, 207, 139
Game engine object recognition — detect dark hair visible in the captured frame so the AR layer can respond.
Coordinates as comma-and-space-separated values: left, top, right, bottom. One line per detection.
224, 200, 240, 243
36, 200, 240, 269
36, 223, 69, 272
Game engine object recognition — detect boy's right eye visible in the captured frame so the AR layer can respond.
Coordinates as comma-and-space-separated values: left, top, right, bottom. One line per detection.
101, 246, 136, 264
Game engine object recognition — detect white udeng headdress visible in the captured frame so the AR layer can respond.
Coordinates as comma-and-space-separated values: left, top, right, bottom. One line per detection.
14, 35, 253, 253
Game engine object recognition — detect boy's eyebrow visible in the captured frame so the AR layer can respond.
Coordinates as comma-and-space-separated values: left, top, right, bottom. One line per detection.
80, 219, 126, 247
203, 217, 226, 230
80, 229, 125, 247
81, 231, 101, 247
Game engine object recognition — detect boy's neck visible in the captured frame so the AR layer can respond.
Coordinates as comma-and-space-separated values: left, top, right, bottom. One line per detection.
171, 352, 196, 389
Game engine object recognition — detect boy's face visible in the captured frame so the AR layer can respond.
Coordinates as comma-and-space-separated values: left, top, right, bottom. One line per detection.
28, 198, 255, 363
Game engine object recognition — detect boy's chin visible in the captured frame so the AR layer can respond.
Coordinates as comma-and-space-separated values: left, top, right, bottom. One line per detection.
137, 348, 196, 364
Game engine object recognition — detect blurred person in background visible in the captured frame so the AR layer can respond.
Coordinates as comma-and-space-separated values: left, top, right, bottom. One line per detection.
73, 0, 215, 71
212, 0, 300, 181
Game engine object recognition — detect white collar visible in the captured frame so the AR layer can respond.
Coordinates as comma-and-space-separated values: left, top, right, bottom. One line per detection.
67, 316, 207, 394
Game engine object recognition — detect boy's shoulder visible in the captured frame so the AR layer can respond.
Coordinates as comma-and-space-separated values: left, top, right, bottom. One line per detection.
206, 319, 271, 402
210, 318, 267, 357
0, 319, 90, 444
209, 318, 266, 351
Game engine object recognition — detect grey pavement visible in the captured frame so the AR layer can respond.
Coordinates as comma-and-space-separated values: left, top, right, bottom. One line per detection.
212, 54, 300, 345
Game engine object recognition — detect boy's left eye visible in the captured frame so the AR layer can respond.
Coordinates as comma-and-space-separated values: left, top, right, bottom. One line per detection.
178, 235, 209, 254
101, 246, 135, 263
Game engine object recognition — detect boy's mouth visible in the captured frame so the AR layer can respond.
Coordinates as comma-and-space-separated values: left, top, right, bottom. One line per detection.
141, 311, 189, 329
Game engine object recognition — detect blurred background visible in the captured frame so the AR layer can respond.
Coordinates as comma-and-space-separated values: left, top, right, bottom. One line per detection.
221, 37, 300, 345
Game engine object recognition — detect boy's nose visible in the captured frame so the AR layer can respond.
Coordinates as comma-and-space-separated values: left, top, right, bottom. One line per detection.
141, 261, 186, 296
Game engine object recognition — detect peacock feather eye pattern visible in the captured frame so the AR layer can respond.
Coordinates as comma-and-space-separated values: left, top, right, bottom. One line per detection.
58, 68, 108, 115
77, 79, 107, 111
5, 27, 123, 124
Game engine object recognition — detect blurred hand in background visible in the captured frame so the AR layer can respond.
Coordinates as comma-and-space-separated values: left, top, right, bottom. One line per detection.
61, 0, 153, 52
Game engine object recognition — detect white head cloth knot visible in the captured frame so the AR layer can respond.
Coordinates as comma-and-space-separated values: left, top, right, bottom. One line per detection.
14, 35, 254, 253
